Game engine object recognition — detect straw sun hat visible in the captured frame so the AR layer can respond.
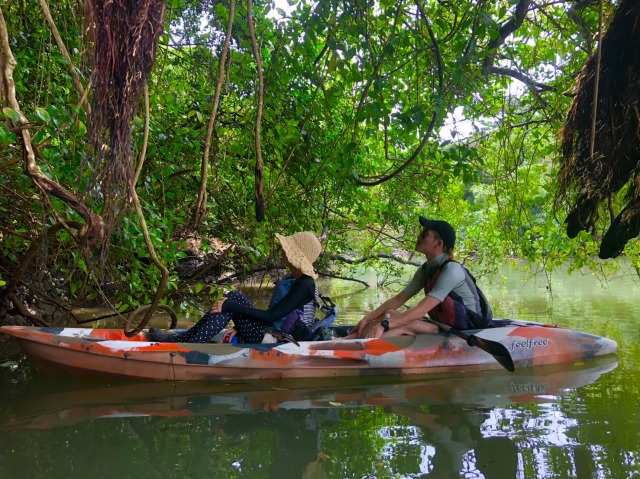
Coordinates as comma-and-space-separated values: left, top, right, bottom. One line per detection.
275, 231, 322, 279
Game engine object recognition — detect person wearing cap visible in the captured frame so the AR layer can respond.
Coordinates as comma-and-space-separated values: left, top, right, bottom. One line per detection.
148, 231, 322, 343
347, 217, 492, 339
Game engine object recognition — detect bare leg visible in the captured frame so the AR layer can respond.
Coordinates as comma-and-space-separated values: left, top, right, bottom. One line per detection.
382, 320, 438, 337
338, 332, 359, 340
340, 319, 438, 340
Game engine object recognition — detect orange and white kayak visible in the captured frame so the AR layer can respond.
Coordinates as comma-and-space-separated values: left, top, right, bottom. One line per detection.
0, 320, 618, 381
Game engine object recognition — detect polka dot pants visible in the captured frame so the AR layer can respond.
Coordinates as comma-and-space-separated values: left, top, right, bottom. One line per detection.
167, 290, 267, 343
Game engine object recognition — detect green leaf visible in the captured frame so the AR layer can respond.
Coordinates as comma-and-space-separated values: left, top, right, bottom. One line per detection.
345, 142, 358, 153
35, 107, 51, 123
0, 125, 16, 145
2, 107, 20, 121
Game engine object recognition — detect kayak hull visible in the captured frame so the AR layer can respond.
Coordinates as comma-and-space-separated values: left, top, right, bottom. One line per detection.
0, 321, 618, 381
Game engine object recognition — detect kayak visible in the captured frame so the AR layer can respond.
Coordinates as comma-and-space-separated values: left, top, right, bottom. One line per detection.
0, 320, 617, 381
2, 354, 618, 430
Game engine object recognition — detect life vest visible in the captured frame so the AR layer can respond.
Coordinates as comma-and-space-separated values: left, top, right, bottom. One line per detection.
424, 260, 493, 330
268, 277, 318, 333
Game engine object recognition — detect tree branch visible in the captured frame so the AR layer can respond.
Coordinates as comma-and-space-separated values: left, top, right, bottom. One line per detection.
38, 0, 91, 114
353, 1, 443, 186
329, 252, 422, 267
319, 271, 370, 287
124, 81, 170, 336
0, 8, 104, 258
489, 65, 551, 106
350, 0, 403, 144
134, 83, 150, 185
247, 0, 265, 221
192, 0, 236, 228
567, 0, 600, 53
7, 292, 48, 327
4, 221, 84, 297
482, 0, 532, 76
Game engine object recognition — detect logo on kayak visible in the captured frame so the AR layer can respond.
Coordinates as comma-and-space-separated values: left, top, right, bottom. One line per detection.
509, 338, 549, 352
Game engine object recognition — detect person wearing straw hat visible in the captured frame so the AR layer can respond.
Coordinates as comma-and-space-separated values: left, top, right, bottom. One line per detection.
148, 231, 322, 343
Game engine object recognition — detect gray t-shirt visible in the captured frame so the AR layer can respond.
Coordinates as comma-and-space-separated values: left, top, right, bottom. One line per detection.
402, 253, 481, 313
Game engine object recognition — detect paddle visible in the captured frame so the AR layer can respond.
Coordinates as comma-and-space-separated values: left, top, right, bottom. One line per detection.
423, 316, 515, 372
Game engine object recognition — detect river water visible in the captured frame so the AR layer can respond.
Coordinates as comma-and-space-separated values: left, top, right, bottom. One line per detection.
0, 263, 638, 479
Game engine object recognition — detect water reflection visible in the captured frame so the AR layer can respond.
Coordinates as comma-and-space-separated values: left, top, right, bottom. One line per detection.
0, 356, 618, 479
387, 404, 518, 478
2, 261, 638, 479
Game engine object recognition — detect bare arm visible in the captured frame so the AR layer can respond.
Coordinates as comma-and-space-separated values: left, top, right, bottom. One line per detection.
350, 292, 411, 335
364, 294, 441, 339
388, 294, 441, 329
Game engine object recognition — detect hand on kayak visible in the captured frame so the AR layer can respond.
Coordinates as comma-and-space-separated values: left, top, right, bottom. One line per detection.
360, 310, 398, 339
350, 315, 375, 335
364, 323, 384, 339
349, 321, 363, 335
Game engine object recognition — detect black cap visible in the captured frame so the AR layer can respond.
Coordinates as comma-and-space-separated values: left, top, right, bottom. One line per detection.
419, 216, 456, 249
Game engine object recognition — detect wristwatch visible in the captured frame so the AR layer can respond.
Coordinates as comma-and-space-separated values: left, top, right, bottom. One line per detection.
381, 319, 390, 332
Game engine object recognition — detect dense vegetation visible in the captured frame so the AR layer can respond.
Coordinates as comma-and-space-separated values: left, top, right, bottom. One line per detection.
0, 0, 638, 327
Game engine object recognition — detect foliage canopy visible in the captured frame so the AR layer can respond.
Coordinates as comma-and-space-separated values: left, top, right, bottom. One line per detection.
0, 0, 638, 325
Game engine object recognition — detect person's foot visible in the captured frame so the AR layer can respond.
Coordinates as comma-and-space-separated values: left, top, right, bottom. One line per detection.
147, 327, 176, 342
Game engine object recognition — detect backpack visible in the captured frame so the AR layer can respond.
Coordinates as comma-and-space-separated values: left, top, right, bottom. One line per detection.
425, 259, 493, 329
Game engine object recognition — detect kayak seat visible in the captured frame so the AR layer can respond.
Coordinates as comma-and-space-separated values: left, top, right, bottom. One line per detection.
260, 295, 339, 343
307, 295, 338, 341
328, 325, 352, 338
486, 319, 513, 328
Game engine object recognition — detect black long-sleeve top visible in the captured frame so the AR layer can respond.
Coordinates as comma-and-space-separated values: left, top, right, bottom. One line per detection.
221, 275, 316, 324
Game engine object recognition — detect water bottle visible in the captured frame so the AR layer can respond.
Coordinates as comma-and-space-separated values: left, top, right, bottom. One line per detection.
222, 330, 240, 344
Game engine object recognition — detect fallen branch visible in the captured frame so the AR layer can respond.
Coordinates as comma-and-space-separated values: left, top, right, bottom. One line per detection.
318, 271, 369, 288
7, 292, 48, 327
329, 252, 422, 267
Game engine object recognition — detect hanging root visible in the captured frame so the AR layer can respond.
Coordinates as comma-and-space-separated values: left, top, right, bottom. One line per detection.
556, 0, 640, 254
85, 0, 166, 237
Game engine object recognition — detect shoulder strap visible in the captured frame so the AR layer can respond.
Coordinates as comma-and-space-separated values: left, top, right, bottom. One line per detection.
268, 276, 295, 309
440, 259, 493, 323
423, 259, 453, 279
441, 259, 480, 284
439, 259, 455, 271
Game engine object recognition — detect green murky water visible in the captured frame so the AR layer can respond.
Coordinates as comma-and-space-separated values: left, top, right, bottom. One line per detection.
0, 263, 638, 478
